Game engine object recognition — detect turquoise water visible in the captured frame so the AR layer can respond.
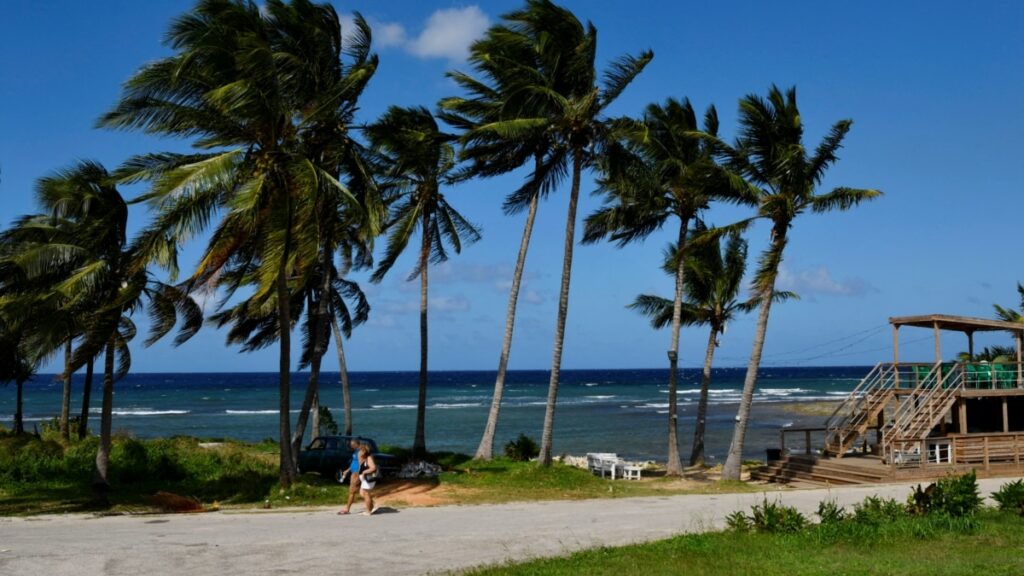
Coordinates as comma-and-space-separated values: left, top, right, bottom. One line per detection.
1, 367, 867, 461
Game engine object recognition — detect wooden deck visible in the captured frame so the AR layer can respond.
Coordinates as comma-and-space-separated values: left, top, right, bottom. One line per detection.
752, 450, 1024, 487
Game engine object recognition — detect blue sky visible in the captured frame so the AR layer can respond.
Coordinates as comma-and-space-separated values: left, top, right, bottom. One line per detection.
1, 1, 1023, 373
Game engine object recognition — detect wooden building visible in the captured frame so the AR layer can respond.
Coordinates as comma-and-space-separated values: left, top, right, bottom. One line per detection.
753, 314, 1024, 486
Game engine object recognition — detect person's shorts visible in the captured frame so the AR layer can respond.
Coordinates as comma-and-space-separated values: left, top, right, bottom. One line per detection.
360, 478, 376, 491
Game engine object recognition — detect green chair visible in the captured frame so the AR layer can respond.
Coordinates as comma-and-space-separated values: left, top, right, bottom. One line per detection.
975, 364, 994, 389
914, 365, 933, 388
965, 364, 979, 389
994, 364, 1017, 389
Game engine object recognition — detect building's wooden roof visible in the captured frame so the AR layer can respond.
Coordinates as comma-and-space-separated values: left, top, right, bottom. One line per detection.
889, 314, 1024, 333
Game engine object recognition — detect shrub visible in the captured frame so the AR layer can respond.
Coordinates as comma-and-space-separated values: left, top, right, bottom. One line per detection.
816, 499, 846, 524
991, 479, 1024, 513
317, 406, 339, 435
852, 496, 905, 525
504, 434, 539, 461
725, 510, 751, 532
930, 471, 981, 517
750, 498, 807, 533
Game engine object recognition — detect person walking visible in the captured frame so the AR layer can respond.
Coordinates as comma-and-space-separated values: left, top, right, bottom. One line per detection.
338, 438, 363, 515
357, 443, 378, 516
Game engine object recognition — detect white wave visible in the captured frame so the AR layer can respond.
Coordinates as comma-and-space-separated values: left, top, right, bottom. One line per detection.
585, 395, 616, 399
584, 382, 599, 387
226, 410, 277, 415
432, 403, 482, 409
371, 404, 417, 410
656, 410, 669, 414
640, 403, 670, 409
760, 388, 810, 396
113, 409, 189, 416
363, 389, 379, 392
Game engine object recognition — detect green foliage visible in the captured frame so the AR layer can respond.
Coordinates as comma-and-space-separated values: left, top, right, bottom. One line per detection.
816, 499, 846, 524
852, 495, 906, 525
991, 479, 1024, 512
749, 497, 806, 533
725, 510, 751, 532
503, 434, 539, 461
930, 471, 982, 517
317, 406, 339, 435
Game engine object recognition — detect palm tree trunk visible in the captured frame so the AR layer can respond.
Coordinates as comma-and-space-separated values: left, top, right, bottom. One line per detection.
665, 216, 691, 476
14, 378, 24, 435
539, 149, 583, 467
92, 338, 115, 496
292, 264, 333, 460
331, 316, 352, 436
721, 230, 786, 481
413, 209, 431, 458
276, 264, 296, 487
689, 325, 718, 467
311, 392, 320, 439
60, 339, 72, 441
475, 180, 541, 460
78, 357, 94, 439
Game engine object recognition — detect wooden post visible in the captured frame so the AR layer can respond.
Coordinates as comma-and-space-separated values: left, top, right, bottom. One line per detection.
893, 325, 901, 387
983, 436, 990, 471
920, 439, 926, 469
967, 331, 974, 360
933, 322, 942, 364
876, 410, 884, 447
805, 430, 812, 455
959, 400, 968, 434
1003, 397, 1010, 433
1015, 435, 1020, 466
1016, 332, 1022, 388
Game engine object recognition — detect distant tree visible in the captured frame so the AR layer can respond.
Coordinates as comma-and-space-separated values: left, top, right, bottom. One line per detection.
714, 86, 882, 481
365, 106, 481, 457
584, 98, 750, 475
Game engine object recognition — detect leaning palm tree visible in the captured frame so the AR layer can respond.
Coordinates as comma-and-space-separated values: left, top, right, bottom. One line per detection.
0, 316, 36, 435
99, 0, 373, 487
716, 86, 882, 480
994, 283, 1024, 324
630, 232, 792, 466
438, 10, 564, 460
583, 98, 750, 475
484, 0, 651, 466
2, 161, 201, 494
365, 106, 481, 458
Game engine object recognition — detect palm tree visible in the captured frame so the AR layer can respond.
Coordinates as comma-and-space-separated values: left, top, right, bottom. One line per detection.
0, 317, 36, 435
1, 161, 201, 493
478, 0, 651, 466
438, 9, 564, 460
365, 106, 481, 457
99, 0, 375, 487
715, 86, 882, 481
630, 232, 792, 466
994, 283, 1024, 324
583, 98, 748, 475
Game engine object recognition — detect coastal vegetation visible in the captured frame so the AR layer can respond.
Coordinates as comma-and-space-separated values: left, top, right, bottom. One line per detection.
0, 0, 883, 502
468, 474, 1024, 576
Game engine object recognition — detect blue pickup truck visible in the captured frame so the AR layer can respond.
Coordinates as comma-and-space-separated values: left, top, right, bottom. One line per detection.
297, 435, 400, 482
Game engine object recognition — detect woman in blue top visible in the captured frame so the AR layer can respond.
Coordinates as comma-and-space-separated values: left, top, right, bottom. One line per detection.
337, 438, 363, 515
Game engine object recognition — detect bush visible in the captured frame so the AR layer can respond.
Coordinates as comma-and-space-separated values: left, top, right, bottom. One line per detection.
930, 471, 981, 517
749, 498, 807, 533
852, 496, 906, 525
504, 434, 539, 461
317, 406, 339, 435
817, 499, 846, 524
725, 510, 751, 532
991, 479, 1024, 513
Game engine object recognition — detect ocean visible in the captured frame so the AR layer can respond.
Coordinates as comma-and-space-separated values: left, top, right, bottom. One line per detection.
1, 367, 867, 461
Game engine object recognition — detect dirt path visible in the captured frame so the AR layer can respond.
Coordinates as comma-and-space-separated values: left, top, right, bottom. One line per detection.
1, 477, 1018, 576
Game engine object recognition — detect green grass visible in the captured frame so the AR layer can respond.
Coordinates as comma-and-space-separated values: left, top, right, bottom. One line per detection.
466, 511, 1024, 576
0, 431, 762, 515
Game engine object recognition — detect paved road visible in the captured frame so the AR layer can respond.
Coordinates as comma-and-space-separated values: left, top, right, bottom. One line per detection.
1, 477, 1018, 576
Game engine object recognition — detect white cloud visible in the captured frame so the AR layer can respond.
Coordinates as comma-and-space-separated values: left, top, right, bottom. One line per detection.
406, 6, 489, 61
523, 290, 544, 305
776, 265, 871, 297
343, 6, 489, 62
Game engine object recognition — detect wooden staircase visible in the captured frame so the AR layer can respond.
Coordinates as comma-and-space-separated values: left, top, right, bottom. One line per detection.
882, 367, 964, 464
824, 363, 903, 456
750, 454, 890, 487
